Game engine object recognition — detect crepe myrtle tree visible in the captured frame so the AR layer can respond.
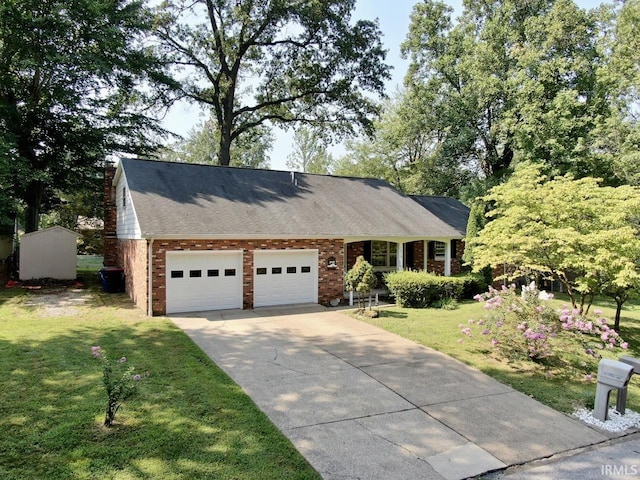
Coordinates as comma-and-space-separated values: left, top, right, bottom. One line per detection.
470, 162, 640, 326
154, 0, 391, 166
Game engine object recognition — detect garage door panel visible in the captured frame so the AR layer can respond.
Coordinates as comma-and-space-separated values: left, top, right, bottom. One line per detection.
166, 251, 242, 314
254, 250, 318, 307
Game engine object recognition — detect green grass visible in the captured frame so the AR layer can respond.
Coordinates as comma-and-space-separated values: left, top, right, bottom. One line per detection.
77, 255, 104, 271
357, 295, 640, 414
0, 275, 320, 479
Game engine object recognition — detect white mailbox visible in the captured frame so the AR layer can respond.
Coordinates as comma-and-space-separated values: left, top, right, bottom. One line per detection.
598, 359, 634, 388
594, 359, 635, 421
616, 356, 640, 415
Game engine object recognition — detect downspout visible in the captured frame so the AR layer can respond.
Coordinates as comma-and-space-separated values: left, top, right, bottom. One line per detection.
148, 238, 154, 316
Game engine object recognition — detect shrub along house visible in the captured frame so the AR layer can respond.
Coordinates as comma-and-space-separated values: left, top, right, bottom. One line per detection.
104, 158, 469, 316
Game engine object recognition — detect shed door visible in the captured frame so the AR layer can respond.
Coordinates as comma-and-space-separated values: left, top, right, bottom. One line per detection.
253, 250, 318, 307
166, 251, 243, 314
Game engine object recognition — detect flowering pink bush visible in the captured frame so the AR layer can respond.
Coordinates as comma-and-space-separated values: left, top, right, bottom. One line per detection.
92, 346, 143, 427
461, 283, 628, 374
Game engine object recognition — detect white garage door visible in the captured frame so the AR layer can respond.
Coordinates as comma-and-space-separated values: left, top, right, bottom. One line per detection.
166, 251, 243, 314
254, 250, 318, 307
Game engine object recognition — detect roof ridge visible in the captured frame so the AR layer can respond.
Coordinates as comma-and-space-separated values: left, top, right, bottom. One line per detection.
120, 156, 393, 183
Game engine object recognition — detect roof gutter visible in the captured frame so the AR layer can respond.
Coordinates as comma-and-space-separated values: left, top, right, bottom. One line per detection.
147, 237, 154, 316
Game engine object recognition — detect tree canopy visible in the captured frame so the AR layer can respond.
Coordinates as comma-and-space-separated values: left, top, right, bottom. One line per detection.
286, 128, 333, 174
471, 162, 640, 317
0, 0, 174, 232
401, 0, 618, 186
154, 0, 391, 166
161, 113, 273, 168
329, 0, 638, 200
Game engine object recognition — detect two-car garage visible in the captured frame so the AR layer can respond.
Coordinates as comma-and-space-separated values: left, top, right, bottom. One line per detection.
165, 249, 318, 314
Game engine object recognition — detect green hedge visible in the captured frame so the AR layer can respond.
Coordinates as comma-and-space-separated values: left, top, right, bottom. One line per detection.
384, 271, 487, 308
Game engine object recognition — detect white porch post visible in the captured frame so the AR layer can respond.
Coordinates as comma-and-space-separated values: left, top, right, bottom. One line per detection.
396, 242, 404, 271
424, 240, 428, 271
444, 240, 451, 277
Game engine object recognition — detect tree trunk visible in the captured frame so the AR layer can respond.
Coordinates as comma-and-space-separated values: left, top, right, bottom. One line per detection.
24, 180, 45, 233
218, 88, 236, 167
614, 299, 623, 331
218, 131, 232, 166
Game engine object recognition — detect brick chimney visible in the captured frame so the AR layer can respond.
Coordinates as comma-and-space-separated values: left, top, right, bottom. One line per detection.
103, 163, 119, 267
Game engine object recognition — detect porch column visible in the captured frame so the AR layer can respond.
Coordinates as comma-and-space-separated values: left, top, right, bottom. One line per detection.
444, 240, 451, 277
423, 240, 428, 271
396, 241, 404, 271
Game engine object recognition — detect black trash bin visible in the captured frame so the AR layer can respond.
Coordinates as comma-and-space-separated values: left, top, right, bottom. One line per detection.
99, 267, 125, 293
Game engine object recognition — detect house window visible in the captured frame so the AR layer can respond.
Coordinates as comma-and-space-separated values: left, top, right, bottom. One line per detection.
301, 266, 311, 273
207, 269, 219, 277
434, 241, 446, 260
256, 268, 267, 275
286, 266, 296, 274
371, 241, 397, 268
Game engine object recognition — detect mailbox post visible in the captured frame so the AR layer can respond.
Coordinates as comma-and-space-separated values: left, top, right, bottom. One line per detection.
594, 359, 634, 422
615, 356, 640, 415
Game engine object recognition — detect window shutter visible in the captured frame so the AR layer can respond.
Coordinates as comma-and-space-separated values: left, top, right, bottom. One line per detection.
428, 241, 435, 260
406, 242, 415, 269
363, 241, 372, 263
450, 240, 457, 259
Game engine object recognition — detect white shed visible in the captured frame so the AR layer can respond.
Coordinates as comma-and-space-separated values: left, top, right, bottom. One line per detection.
19, 226, 80, 280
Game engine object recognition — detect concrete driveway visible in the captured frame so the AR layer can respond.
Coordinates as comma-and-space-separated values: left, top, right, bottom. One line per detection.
170, 304, 612, 480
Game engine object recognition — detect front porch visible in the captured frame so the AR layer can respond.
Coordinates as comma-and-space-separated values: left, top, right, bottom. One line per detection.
344, 239, 465, 280
340, 239, 466, 304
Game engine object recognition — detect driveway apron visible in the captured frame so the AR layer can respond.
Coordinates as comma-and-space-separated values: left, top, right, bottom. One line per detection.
170, 305, 609, 480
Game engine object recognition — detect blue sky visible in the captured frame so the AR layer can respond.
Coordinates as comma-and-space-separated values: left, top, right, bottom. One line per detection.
163, 0, 607, 170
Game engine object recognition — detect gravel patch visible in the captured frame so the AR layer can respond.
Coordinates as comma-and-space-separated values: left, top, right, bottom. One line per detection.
573, 407, 640, 432
22, 288, 94, 317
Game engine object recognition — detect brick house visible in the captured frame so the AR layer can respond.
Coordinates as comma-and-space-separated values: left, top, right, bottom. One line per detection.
104, 158, 469, 316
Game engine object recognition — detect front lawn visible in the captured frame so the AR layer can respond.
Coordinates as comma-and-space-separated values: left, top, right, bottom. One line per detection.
357, 295, 640, 414
0, 283, 320, 480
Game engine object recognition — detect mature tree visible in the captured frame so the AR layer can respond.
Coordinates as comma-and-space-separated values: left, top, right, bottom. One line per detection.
161, 113, 273, 168
596, 0, 640, 186
0, 0, 175, 232
333, 138, 401, 188
471, 163, 640, 319
401, 0, 618, 190
286, 128, 333, 174
334, 94, 473, 196
154, 0, 390, 167
461, 201, 486, 267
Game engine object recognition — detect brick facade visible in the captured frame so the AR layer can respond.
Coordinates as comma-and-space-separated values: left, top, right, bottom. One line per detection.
118, 239, 148, 312
119, 238, 344, 316
426, 240, 465, 275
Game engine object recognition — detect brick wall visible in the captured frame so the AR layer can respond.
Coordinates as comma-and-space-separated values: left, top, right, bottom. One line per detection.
103, 164, 118, 267
426, 240, 465, 275
409, 240, 424, 270
346, 242, 365, 269
118, 239, 148, 311
147, 238, 344, 316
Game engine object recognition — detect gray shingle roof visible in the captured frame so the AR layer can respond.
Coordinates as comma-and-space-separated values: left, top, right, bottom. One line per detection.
410, 196, 470, 236
119, 158, 468, 239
